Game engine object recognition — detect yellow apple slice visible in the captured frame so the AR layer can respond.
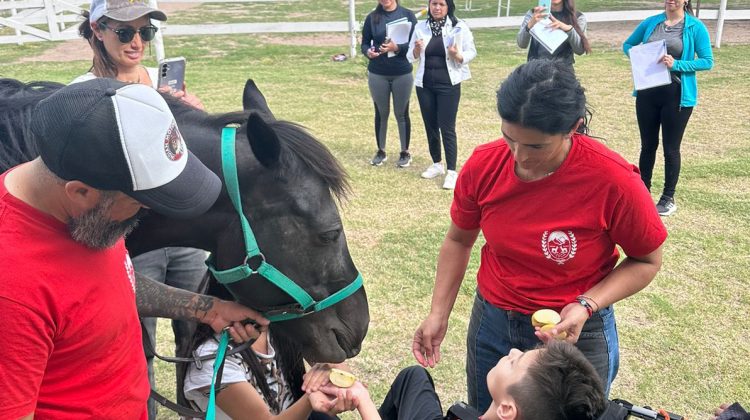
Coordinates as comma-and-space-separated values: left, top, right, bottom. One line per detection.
540, 323, 568, 340
531, 309, 561, 328
329, 368, 357, 388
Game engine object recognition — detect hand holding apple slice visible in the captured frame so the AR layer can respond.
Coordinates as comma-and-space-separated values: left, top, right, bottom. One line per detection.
532, 309, 567, 340
329, 368, 357, 388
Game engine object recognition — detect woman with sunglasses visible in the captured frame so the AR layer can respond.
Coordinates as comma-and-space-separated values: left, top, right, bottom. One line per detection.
74, 0, 203, 109
73, 2, 207, 419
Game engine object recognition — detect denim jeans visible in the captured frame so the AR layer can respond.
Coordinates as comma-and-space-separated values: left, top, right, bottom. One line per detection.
134, 247, 208, 420
466, 291, 619, 413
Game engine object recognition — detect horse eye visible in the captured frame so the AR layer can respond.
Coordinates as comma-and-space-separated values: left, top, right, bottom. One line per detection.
318, 229, 341, 244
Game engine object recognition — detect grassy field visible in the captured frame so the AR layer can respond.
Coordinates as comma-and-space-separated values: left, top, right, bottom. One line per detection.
2, 7, 749, 420
163, 0, 750, 25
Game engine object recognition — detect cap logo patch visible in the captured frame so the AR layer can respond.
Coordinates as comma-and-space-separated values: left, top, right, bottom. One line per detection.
164, 121, 185, 161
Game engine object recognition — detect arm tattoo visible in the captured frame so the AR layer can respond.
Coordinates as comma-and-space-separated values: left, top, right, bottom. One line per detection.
135, 272, 215, 322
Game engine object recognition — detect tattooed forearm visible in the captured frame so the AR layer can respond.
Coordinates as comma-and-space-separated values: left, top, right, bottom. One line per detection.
135, 272, 215, 322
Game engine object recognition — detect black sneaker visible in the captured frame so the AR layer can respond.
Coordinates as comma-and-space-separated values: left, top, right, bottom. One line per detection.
370, 150, 387, 166
396, 151, 412, 168
656, 195, 677, 216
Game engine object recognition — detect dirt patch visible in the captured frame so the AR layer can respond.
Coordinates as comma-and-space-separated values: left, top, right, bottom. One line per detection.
587, 19, 750, 46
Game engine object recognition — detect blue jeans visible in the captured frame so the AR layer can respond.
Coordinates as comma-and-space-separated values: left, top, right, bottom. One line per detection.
466, 291, 619, 413
134, 247, 208, 420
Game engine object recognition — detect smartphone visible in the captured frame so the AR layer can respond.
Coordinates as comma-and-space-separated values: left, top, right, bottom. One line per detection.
158, 57, 186, 92
538, 0, 551, 12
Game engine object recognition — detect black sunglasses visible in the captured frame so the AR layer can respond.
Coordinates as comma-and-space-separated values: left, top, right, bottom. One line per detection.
99, 21, 158, 43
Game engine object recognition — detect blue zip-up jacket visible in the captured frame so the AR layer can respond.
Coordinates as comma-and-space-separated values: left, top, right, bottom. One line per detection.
623, 12, 713, 107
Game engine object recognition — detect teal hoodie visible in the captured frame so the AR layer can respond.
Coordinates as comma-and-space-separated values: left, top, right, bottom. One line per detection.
623, 12, 713, 107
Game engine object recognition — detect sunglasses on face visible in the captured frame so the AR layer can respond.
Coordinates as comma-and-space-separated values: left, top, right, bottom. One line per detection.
99, 21, 158, 43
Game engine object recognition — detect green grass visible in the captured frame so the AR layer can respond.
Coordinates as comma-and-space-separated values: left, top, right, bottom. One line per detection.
162, 0, 750, 25
2, 22, 749, 420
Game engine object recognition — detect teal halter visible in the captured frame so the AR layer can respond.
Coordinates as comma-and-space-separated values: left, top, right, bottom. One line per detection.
206, 125, 363, 322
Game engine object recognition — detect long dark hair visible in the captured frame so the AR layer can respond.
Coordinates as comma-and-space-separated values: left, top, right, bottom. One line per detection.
497, 59, 591, 135
683, 0, 695, 15
187, 323, 306, 414
372, 0, 399, 25
554, 0, 592, 54
428, 0, 458, 27
77, 11, 120, 78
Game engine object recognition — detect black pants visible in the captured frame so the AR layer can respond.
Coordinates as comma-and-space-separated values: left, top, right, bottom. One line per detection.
416, 83, 461, 171
379, 366, 444, 420
635, 81, 693, 198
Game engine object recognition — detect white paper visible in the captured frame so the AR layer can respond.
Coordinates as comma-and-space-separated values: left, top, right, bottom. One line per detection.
386, 18, 412, 57
529, 18, 568, 54
445, 26, 463, 54
629, 40, 672, 91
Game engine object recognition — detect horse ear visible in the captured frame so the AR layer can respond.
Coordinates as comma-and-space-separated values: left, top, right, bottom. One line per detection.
242, 79, 275, 121
245, 112, 280, 168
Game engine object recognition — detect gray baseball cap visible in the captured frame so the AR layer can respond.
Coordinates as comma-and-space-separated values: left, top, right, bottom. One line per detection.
89, 0, 167, 23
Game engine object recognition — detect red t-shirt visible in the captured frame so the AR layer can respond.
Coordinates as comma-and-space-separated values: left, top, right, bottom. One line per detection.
0, 169, 149, 419
451, 134, 668, 314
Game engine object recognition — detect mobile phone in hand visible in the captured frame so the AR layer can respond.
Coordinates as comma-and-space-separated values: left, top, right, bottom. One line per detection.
158, 57, 186, 92
538, 0, 551, 12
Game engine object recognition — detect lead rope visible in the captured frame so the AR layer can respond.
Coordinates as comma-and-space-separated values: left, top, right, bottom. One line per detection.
206, 330, 230, 420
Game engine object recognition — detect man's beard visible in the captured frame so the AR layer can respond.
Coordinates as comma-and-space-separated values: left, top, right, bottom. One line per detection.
68, 194, 146, 250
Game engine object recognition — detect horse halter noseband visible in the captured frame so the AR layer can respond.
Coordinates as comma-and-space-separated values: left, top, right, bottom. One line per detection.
206, 125, 364, 323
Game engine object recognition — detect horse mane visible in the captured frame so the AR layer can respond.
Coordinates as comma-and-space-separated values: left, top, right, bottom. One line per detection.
0, 79, 65, 171
165, 96, 351, 201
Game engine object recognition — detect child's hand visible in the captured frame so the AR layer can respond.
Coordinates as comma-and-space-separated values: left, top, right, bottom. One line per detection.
302, 363, 332, 393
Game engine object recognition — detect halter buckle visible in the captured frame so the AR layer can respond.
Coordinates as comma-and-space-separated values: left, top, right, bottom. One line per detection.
262, 302, 312, 318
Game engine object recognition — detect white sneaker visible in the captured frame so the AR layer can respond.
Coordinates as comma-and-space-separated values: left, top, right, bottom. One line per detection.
421, 162, 445, 179
442, 170, 458, 190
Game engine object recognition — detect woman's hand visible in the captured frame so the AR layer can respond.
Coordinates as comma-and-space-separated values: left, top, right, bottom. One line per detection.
447, 44, 463, 63
547, 15, 573, 32
534, 303, 589, 344
314, 382, 370, 414
527, 6, 547, 30
158, 83, 205, 110
366, 47, 381, 59
412, 39, 425, 58
661, 53, 675, 69
379, 39, 398, 54
412, 312, 448, 367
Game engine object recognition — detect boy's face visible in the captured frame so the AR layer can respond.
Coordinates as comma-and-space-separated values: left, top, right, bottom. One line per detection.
487, 348, 542, 419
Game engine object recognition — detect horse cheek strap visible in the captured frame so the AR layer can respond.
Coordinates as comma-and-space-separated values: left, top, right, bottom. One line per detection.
207, 126, 363, 323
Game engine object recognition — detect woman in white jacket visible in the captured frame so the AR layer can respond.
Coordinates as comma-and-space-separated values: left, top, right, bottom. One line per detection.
408, 0, 476, 189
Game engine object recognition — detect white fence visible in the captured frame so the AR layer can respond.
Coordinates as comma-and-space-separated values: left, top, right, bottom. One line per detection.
2, 0, 748, 48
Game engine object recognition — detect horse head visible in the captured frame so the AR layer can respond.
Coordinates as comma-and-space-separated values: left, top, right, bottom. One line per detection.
127, 80, 369, 363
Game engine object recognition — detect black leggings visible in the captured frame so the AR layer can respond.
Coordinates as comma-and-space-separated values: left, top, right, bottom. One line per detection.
416, 83, 461, 171
635, 81, 693, 198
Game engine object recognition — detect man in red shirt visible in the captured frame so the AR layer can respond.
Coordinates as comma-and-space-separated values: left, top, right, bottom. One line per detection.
0, 78, 267, 419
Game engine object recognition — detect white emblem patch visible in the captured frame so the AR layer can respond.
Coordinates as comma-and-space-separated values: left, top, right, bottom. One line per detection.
124, 253, 136, 294
541, 230, 577, 265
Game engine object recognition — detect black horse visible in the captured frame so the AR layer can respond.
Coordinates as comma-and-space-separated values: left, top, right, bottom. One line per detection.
0, 78, 369, 363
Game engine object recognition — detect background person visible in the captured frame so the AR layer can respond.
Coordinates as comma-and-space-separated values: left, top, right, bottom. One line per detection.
411, 59, 667, 413
0, 79, 266, 419
517, 0, 591, 66
361, 0, 417, 168
407, 0, 476, 190
75, 1, 209, 417
623, 0, 713, 216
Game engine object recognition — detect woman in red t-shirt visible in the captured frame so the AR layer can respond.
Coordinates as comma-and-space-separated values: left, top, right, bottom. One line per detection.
411, 59, 667, 413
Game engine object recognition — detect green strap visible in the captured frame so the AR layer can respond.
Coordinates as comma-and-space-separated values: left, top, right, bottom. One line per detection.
220, 125, 260, 257
206, 330, 230, 420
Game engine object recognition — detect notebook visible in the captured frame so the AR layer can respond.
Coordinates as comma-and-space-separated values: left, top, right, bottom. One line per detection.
386, 17, 412, 57
628, 40, 672, 91
529, 18, 568, 54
